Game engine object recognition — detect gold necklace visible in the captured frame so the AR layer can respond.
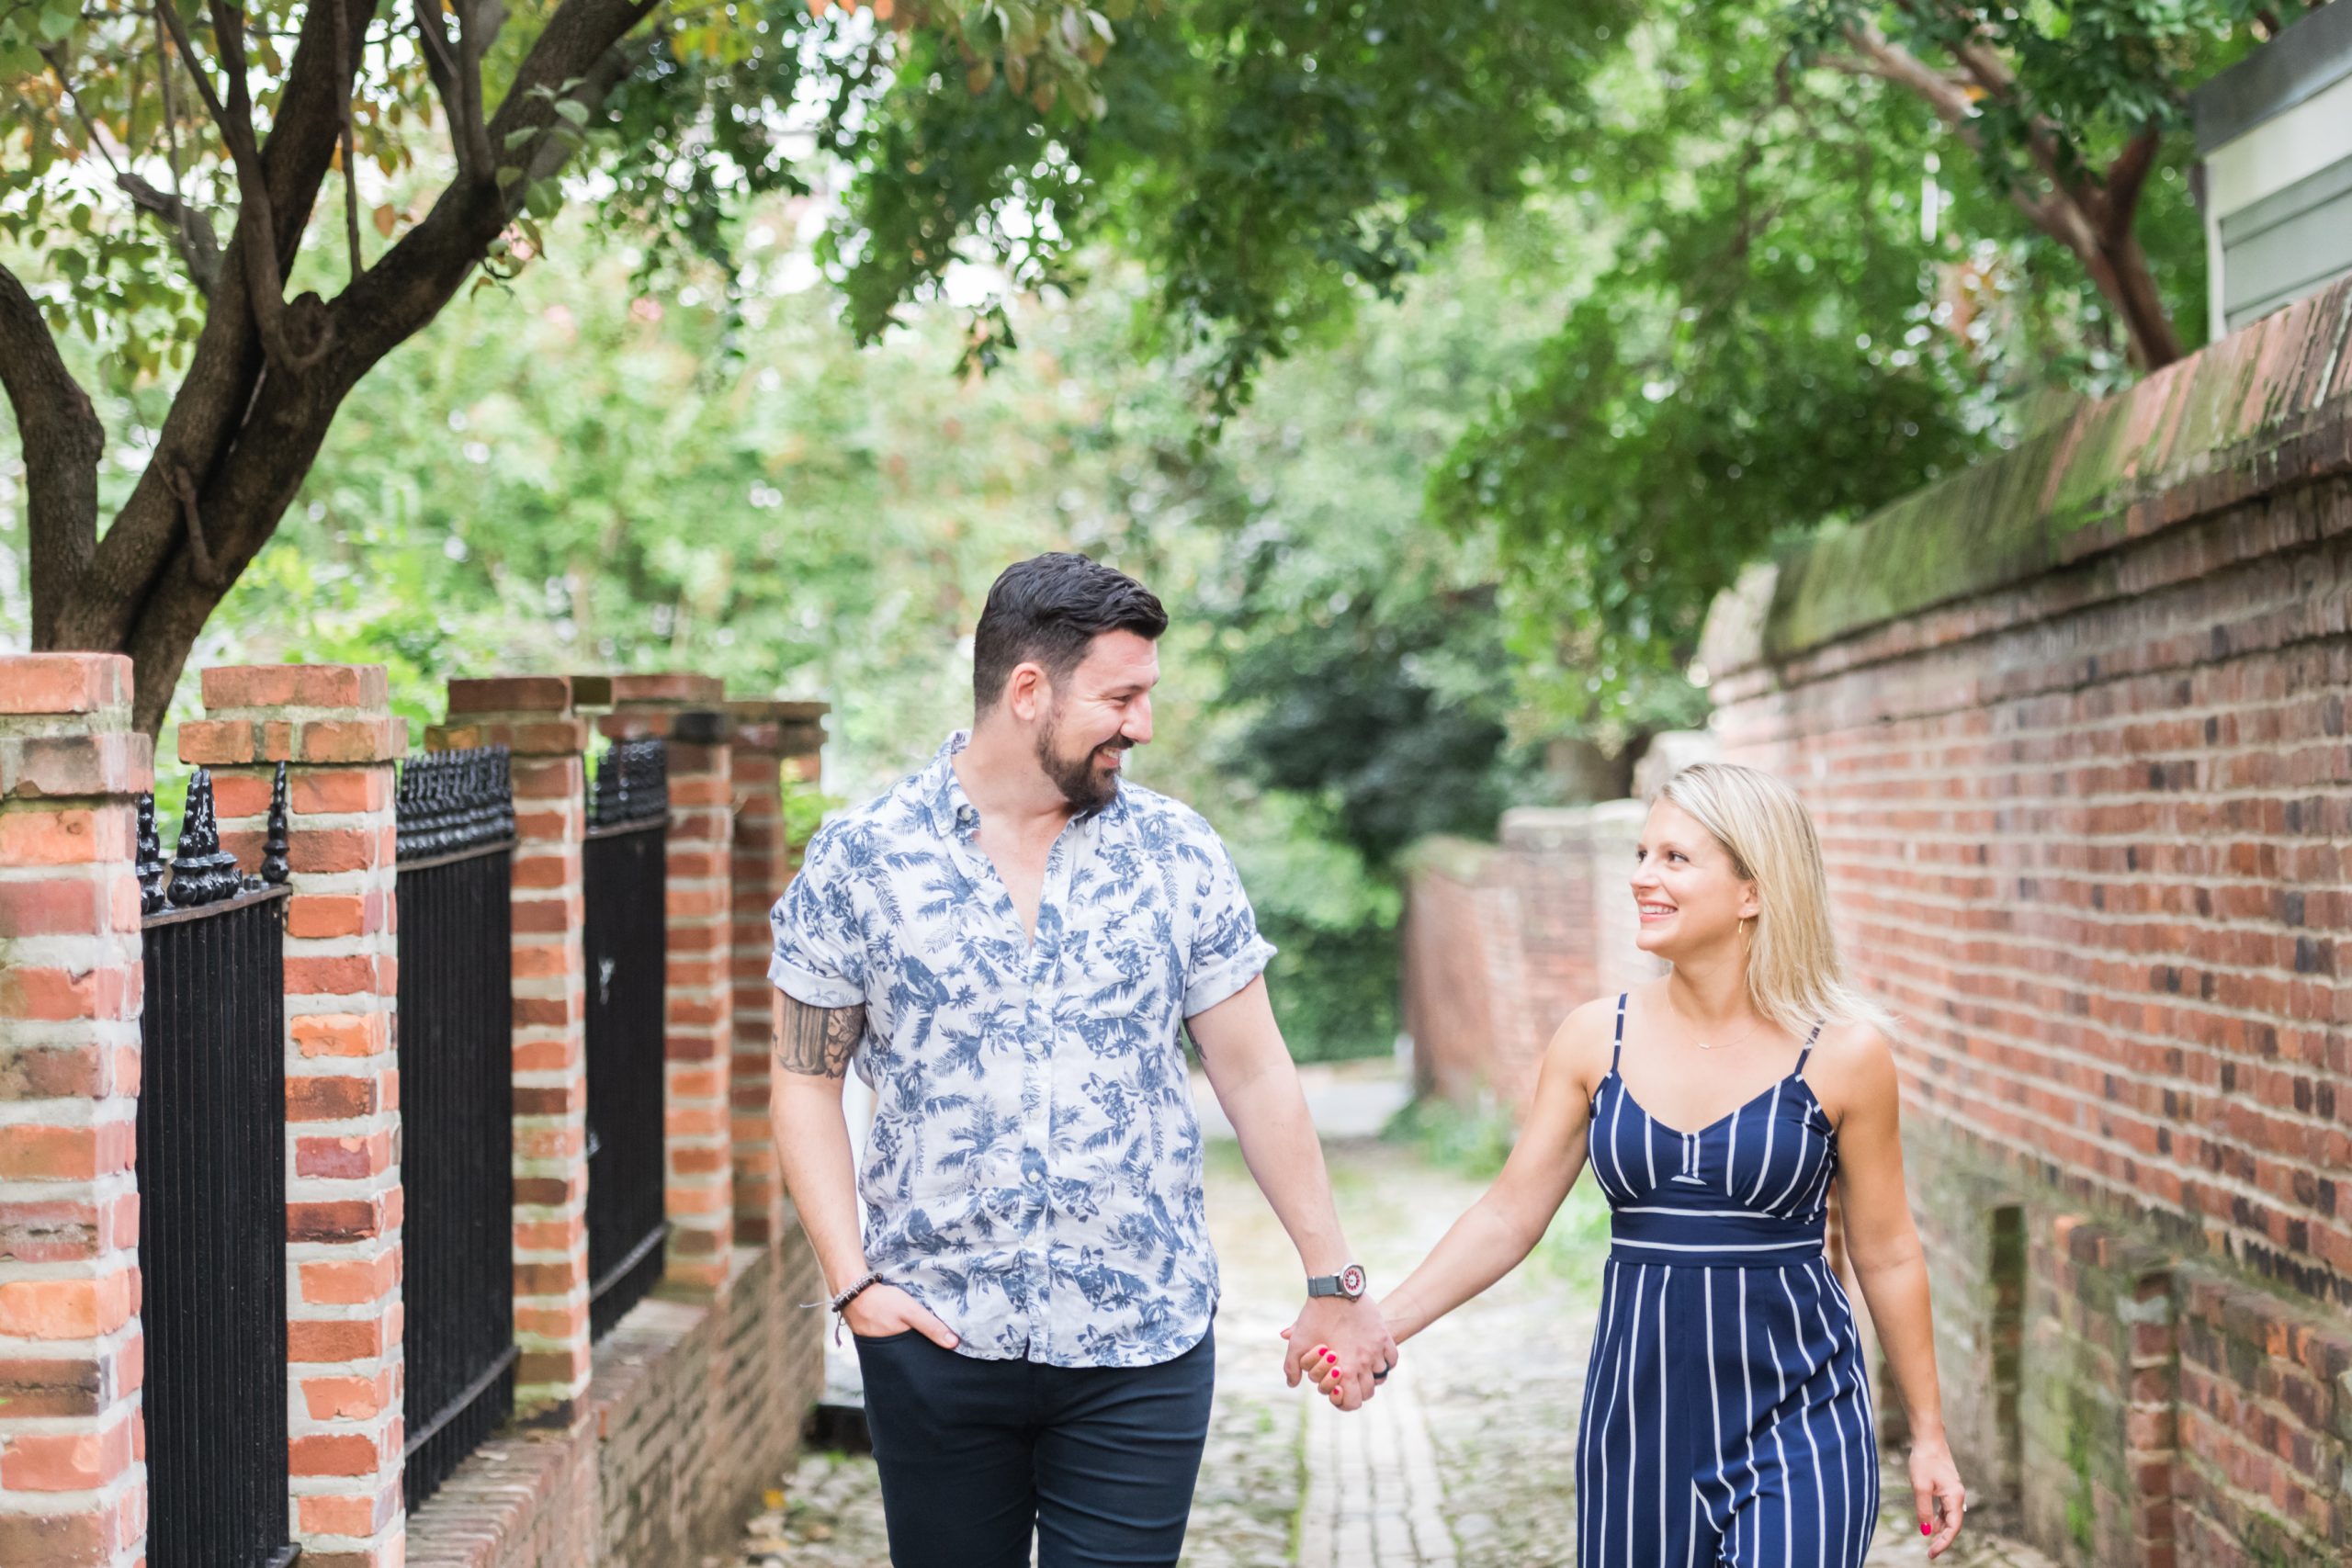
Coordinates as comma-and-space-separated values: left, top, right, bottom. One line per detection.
1695, 1014, 1767, 1052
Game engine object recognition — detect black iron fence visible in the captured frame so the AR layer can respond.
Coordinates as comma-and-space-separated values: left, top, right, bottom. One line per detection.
584, 737, 670, 1339
395, 748, 517, 1508
136, 768, 297, 1568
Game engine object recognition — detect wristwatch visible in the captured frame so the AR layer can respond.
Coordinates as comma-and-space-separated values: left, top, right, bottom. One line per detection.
1306, 1263, 1368, 1301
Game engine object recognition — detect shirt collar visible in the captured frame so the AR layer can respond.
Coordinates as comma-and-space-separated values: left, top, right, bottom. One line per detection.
919, 728, 1129, 840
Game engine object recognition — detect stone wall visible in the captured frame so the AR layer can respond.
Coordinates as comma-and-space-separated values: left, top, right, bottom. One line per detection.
1402, 276, 2352, 1565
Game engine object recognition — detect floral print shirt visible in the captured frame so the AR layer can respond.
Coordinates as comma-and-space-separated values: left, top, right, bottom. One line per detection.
768, 730, 1275, 1367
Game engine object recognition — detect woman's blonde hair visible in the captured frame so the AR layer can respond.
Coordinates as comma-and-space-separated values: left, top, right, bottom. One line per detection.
1655, 761, 1888, 1036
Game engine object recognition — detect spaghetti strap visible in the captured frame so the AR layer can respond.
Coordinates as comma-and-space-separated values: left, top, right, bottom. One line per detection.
1611, 992, 1628, 1074
1792, 1019, 1824, 1077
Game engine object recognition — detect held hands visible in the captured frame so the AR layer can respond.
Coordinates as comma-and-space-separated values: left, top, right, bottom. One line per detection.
842, 1281, 960, 1349
1909, 1432, 1966, 1559
1282, 1294, 1397, 1412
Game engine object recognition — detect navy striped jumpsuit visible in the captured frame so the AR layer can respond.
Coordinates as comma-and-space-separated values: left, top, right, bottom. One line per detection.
1577, 995, 1878, 1567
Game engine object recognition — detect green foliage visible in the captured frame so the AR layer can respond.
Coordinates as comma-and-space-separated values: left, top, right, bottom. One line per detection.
1, 0, 1117, 374
1437, 0, 2264, 734
1185, 228, 1573, 864
782, 775, 846, 863
1382, 1093, 1521, 1181
831, 0, 1634, 412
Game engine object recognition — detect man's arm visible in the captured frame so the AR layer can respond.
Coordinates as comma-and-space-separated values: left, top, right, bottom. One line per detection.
770, 990, 956, 1346
1188, 977, 1393, 1409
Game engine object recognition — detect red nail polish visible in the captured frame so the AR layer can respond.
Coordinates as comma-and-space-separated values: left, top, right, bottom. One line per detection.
1921, 1523, 1932, 1536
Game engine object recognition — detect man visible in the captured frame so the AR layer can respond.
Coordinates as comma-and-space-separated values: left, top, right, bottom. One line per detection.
769, 552, 1393, 1567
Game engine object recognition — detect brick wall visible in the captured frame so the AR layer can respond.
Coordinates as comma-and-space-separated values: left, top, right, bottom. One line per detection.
725, 702, 827, 1247
1401, 280, 2352, 1565
1400, 802, 1661, 1109
0, 660, 830, 1565
404, 1236, 820, 1568
596, 676, 736, 1293
184, 665, 409, 1568
0, 655, 150, 1568
435, 677, 596, 1417
1698, 279, 2352, 1566
1402, 280, 2352, 1566
405, 675, 828, 1568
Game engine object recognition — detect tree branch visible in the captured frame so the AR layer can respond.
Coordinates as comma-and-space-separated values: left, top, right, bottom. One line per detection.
70, 0, 381, 656
0, 264, 106, 648
1831, 23, 1981, 137
150, 1, 220, 291
336, 0, 363, 279
38, 42, 224, 290
161, 464, 227, 589
153, 0, 334, 374
96, 0, 656, 728
414, 0, 495, 182
2099, 127, 2160, 244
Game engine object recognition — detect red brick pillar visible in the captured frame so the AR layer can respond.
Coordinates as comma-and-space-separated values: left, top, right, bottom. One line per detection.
180, 665, 406, 1568
0, 654, 151, 1568
430, 679, 593, 1416
599, 675, 734, 1292
723, 701, 828, 1246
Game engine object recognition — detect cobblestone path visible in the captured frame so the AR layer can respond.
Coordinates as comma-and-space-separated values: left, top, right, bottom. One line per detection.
735, 1066, 2056, 1568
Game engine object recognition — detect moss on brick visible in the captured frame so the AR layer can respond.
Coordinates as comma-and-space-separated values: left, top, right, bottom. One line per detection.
1752, 276, 2352, 665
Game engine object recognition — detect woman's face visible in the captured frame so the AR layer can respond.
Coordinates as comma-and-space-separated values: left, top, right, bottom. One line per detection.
1631, 799, 1758, 961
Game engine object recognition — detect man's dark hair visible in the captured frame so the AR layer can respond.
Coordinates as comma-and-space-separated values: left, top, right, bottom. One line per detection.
972, 553, 1169, 711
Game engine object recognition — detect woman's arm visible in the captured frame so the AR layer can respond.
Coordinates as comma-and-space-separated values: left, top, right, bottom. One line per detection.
1376, 1002, 1605, 1345
1831, 1025, 1966, 1558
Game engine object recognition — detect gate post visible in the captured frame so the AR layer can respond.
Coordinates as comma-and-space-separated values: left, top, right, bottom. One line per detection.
431, 679, 594, 1418
599, 675, 735, 1293
181, 664, 407, 1567
724, 701, 828, 1247
0, 654, 151, 1568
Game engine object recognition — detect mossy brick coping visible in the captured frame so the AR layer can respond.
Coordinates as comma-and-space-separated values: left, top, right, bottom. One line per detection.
1724, 274, 2352, 670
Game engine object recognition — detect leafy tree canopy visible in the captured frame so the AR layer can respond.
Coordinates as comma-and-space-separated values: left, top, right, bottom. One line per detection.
4, 0, 1624, 730
1437, 0, 2286, 736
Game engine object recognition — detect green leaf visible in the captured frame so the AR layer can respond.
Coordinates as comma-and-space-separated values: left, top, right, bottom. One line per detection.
553, 98, 589, 128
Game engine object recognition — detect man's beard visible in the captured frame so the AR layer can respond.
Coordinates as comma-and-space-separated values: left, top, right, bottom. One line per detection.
1036, 711, 1125, 810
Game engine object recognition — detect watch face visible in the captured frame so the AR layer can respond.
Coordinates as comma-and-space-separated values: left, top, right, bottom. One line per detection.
1340, 1263, 1366, 1298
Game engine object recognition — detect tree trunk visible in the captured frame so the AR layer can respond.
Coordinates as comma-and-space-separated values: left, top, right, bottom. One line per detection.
2090, 230, 2185, 371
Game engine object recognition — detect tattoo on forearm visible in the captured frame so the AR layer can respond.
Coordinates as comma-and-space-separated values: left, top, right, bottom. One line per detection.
775, 998, 864, 1079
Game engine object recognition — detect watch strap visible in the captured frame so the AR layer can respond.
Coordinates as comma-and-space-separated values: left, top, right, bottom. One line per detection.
1306, 1262, 1367, 1300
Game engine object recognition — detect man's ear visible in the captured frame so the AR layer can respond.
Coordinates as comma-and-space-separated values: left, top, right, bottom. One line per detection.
1004, 661, 1050, 721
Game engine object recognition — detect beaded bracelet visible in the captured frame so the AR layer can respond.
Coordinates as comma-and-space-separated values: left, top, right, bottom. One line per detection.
826, 1270, 882, 1343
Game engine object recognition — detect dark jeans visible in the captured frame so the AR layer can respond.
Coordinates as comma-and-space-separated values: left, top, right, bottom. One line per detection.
853, 1327, 1216, 1568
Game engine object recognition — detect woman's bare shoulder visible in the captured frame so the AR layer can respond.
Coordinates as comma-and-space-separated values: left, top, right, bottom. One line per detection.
1543, 993, 1628, 1097
1804, 1017, 1898, 1123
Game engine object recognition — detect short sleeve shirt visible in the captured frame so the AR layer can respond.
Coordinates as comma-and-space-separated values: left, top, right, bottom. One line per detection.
768, 731, 1276, 1368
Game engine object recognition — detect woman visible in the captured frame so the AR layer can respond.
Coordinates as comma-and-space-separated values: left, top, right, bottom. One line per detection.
1307, 761, 1966, 1562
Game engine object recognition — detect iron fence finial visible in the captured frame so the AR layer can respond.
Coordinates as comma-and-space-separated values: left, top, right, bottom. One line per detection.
136, 793, 168, 914
167, 769, 246, 908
